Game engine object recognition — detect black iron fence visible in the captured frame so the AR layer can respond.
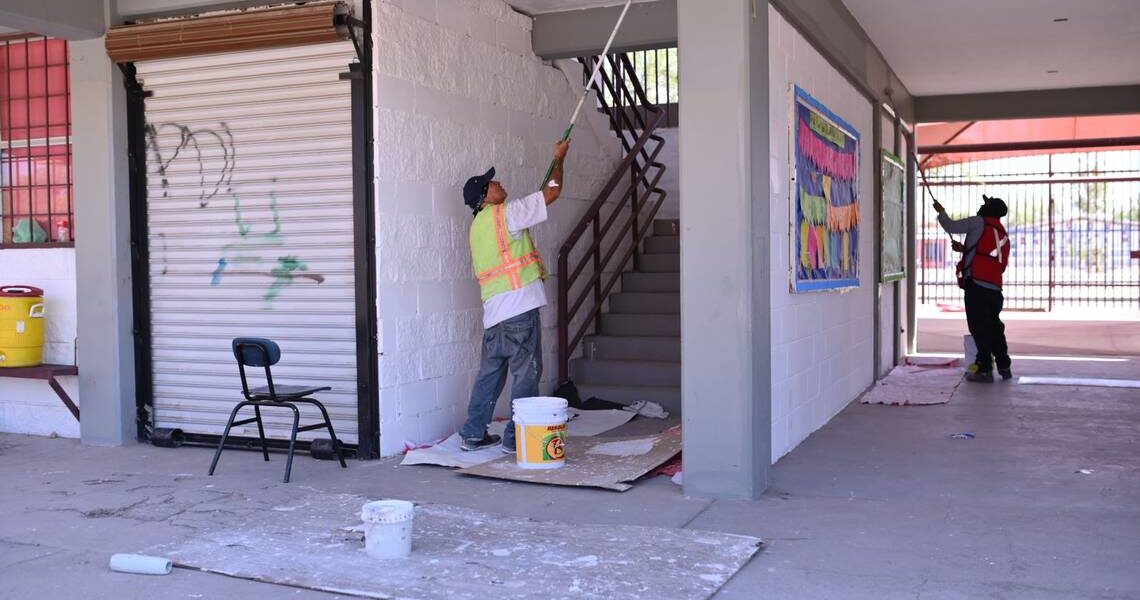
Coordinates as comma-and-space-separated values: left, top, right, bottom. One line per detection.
918, 149, 1140, 311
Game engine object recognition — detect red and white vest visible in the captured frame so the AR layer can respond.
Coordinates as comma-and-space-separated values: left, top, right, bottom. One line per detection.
957, 217, 1010, 289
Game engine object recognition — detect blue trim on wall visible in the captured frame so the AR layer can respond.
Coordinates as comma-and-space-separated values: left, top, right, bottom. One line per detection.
795, 278, 860, 292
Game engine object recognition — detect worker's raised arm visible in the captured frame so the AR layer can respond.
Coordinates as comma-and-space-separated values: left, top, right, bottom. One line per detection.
542, 139, 570, 205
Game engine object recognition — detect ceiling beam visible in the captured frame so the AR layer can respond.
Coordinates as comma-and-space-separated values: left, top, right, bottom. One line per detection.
768, 0, 913, 122
531, 0, 677, 59
915, 85, 1140, 122
0, 0, 106, 40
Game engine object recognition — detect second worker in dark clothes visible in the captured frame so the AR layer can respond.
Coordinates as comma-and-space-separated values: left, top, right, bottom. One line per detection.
934, 194, 1012, 383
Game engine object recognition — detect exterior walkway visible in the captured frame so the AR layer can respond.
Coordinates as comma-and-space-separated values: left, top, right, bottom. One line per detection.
1, 356, 1137, 599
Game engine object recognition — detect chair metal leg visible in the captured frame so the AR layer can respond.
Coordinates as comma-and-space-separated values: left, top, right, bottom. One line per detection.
283, 403, 301, 483
253, 405, 270, 461
302, 398, 348, 469
209, 401, 249, 476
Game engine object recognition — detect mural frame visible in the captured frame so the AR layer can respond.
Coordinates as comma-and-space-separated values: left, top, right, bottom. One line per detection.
789, 85, 862, 293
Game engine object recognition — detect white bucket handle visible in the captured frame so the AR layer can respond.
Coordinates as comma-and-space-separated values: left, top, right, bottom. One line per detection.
29, 303, 45, 318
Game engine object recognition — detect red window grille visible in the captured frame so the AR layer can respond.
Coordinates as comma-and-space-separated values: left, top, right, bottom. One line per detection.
0, 34, 73, 246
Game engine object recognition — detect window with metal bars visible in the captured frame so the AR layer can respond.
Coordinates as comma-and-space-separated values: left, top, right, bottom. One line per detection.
588, 47, 679, 127
0, 34, 73, 247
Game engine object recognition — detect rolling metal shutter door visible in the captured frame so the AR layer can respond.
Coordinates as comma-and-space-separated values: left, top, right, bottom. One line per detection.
137, 41, 359, 444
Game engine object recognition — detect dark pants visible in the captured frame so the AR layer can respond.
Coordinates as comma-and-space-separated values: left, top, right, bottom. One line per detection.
459, 308, 542, 447
964, 281, 1011, 372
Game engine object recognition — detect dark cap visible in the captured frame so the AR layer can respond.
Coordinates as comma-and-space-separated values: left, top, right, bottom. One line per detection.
981, 195, 1008, 218
463, 167, 495, 215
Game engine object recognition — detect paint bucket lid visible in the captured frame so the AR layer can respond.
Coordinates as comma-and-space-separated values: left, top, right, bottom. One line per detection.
512, 396, 568, 411
361, 499, 414, 524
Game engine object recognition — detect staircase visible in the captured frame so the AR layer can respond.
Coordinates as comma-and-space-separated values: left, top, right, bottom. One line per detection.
557, 53, 677, 414
571, 220, 680, 414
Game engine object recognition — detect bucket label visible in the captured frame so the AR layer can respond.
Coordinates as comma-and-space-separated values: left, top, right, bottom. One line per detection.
542, 431, 565, 461
518, 422, 567, 465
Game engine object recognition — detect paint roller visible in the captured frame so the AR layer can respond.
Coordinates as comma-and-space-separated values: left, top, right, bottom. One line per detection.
109, 553, 173, 575
538, 0, 635, 190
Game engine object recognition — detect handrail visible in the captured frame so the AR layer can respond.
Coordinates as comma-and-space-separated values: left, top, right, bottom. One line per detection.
557, 52, 670, 383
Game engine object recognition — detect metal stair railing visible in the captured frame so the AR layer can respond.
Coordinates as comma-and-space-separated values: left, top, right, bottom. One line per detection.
557, 53, 669, 384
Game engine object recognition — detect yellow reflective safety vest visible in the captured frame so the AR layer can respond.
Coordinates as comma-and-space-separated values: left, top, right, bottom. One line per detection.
469, 203, 547, 302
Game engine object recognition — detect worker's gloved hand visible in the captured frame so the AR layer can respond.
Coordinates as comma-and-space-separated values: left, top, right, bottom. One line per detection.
951, 240, 965, 253
932, 200, 945, 214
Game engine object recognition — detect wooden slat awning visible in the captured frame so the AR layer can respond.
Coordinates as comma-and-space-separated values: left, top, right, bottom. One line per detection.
105, 2, 349, 63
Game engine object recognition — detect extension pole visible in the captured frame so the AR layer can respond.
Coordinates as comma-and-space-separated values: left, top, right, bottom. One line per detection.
916, 155, 956, 244
539, 0, 634, 189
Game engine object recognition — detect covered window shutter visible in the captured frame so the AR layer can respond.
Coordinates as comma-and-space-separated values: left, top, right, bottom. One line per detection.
106, 1, 349, 63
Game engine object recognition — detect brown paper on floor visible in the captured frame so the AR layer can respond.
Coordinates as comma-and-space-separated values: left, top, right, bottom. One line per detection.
457, 428, 681, 492
861, 365, 963, 406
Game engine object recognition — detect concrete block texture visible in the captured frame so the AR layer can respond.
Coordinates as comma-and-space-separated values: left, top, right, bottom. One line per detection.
768, 5, 875, 462
373, 0, 622, 455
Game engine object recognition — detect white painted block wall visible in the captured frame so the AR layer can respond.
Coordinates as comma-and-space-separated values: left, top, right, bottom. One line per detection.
768, 6, 875, 461
372, 0, 620, 455
0, 248, 80, 437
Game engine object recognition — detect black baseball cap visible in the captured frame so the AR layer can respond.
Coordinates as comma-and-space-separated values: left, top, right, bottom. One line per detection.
981, 195, 1008, 218
463, 167, 495, 215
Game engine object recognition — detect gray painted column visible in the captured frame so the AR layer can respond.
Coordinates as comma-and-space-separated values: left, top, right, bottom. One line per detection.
71, 39, 136, 445
678, 0, 770, 499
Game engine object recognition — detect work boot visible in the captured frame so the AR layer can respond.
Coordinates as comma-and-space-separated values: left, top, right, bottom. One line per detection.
964, 370, 994, 383
501, 439, 517, 455
460, 432, 501, 451
998, 367, 1013, 381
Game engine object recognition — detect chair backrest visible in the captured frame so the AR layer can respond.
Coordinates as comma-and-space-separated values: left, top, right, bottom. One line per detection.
232, 337, 281, 400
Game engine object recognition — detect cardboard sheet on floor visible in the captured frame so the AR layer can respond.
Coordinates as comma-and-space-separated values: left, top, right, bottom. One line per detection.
861, 365, 962, 406
1017, 376, 1140, 389
457, 428, 681, 492
400, 408, 635, 469
152, 494, 761, 600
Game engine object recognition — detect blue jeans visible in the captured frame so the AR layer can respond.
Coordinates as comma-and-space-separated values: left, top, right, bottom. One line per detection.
460, 308, 542, 447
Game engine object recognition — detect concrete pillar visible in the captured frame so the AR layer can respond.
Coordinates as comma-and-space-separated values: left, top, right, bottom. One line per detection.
71, 39, 136, 445
678, 0, 771, 498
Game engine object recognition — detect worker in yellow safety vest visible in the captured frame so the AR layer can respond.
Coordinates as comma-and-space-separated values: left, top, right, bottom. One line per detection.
458, 139, 570, 452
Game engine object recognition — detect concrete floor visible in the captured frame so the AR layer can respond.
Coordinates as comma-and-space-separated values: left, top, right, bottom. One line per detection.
2, 355, 1138, 599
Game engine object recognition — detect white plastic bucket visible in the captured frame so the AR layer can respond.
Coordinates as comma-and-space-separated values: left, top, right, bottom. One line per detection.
361, 499, 414, 559
512, 396, 568, 470
964, 334, 977, 367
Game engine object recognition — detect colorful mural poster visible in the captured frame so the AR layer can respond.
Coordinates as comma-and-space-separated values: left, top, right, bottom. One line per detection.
880, 149, 906, 282
791, 86, 861, 292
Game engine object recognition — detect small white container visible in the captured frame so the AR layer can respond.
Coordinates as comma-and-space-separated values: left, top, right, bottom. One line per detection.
964, 334, 977, 367
361, 499, 414, 559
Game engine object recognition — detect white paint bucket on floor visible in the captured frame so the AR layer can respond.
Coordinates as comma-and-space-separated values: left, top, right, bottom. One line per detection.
512, 396, 568, 470
361, 500, 414, 559
964, 334, 977, 367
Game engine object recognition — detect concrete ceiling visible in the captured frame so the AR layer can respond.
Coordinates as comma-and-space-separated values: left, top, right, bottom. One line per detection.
842, 0, 1140, 96
506, 0, 656, 16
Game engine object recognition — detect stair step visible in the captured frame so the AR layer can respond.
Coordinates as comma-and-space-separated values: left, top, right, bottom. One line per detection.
600, 313, 680, 337
644, 236, 679, 254
572, 358, 681, 387
574, 383, 681, 416
652, 219, 679, 236
610, 292, 679, 314
621, 271, 679, 293
638, 253, 679, 273
583, 335, 681, 362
